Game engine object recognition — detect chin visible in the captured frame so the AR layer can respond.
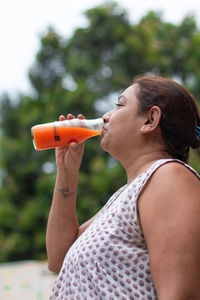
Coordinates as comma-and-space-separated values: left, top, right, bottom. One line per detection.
100, 139, 109, 152
100, 140, 107, 152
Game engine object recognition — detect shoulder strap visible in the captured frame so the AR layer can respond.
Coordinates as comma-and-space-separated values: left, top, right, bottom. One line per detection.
132, 158, 200, 198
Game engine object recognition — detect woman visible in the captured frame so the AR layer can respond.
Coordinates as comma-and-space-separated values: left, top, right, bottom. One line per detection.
47, 75, 200, 299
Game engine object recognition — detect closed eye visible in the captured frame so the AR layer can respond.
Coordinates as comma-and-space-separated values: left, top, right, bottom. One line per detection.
115, 103, 124, 107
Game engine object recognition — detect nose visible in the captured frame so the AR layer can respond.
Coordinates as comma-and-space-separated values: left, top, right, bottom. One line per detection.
103, 111, 111, 123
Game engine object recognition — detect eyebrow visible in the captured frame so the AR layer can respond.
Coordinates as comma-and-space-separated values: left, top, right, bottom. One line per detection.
118, 95, 127, 102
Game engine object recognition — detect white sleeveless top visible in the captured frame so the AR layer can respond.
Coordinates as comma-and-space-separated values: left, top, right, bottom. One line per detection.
50, 159, 200, 300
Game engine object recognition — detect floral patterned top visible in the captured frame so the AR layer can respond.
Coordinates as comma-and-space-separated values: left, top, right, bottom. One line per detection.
50, 159, 200, 300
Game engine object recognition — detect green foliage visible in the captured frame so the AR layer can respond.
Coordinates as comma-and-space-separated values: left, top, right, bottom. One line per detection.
0, 1, 200, 262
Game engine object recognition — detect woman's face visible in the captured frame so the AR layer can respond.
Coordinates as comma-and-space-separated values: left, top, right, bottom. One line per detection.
101, 84, 145, 158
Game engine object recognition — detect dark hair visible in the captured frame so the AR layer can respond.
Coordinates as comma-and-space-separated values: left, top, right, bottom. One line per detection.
134, 75, 200, 163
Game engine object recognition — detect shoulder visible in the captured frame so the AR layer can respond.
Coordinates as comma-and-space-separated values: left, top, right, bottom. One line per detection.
138, 160, 200, 234
147, 160, 200, 194
138, 161, 200, 297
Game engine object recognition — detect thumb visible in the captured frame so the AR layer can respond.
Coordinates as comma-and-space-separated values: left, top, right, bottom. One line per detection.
69, 142, 79, 150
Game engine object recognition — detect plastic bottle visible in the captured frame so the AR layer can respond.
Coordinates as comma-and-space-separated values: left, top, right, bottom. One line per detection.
31, 118, 103, 150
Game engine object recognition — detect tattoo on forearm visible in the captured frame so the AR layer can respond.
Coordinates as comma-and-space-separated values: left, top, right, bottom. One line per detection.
58, 187, 75, 198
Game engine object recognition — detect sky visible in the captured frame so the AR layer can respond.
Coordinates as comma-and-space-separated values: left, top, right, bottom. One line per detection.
1, 0, 200, 97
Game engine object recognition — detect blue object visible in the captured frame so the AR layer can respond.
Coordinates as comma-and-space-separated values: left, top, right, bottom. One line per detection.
195, 126, 200, 137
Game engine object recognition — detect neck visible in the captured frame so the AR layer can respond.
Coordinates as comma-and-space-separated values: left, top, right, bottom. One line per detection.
121, 150, 172, 184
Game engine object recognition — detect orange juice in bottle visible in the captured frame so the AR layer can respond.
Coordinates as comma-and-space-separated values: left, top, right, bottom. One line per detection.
31, 118, 103, 150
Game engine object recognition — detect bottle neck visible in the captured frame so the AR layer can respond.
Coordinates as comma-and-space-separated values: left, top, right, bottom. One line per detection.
55, 118, 103, 131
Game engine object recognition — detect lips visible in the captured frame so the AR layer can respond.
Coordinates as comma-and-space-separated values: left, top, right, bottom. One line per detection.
101, 127, 107, 137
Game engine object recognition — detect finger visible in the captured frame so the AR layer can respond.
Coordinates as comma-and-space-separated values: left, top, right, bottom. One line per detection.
67, 114, 75, 120
69, 140, 85, 149
77, 114, 85, 119
59, 115, 66, 121
69, 141, 79, 149
56, 145, 69, 151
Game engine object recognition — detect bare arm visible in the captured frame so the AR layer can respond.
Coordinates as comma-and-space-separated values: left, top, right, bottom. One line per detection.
46, 167, 79, 274
138, 162, 200, 299
46, 114, 96, 274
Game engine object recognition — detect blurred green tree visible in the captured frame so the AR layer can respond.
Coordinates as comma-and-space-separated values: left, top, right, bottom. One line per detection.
0, 1, 199, 262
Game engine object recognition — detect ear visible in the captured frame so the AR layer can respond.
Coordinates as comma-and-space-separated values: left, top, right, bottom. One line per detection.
140, 106, 162, 134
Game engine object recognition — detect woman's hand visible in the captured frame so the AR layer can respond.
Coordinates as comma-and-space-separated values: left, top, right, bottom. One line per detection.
55, 114, 85, 171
